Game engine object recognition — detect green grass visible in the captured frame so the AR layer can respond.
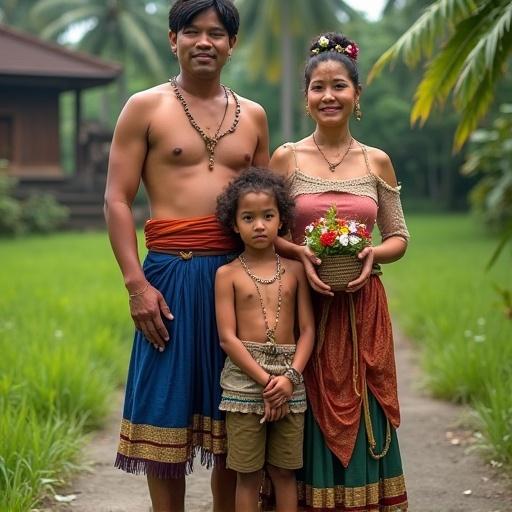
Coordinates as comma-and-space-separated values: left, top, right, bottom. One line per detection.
0, 232, 132, 511
1, 217, 512, 509
382, 214, 512, 465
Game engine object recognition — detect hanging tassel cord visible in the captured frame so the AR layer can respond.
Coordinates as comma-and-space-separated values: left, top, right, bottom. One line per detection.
348, 293, 392, 460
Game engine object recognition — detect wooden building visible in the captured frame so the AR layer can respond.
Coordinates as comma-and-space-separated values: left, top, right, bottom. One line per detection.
0, 23, 122, 226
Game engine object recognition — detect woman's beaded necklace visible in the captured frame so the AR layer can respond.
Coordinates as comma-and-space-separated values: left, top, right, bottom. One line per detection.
313, 133, 353, 173
170, 76, 241, 171
239, 253, 282, 345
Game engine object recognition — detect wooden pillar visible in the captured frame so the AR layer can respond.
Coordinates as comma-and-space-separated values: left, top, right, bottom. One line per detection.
74, 88, 82, 174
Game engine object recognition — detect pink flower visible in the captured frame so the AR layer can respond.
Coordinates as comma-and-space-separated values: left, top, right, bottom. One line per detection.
345, 43, 359, 60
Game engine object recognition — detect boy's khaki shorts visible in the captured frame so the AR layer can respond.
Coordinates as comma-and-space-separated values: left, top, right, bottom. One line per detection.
225, 411, 304, 473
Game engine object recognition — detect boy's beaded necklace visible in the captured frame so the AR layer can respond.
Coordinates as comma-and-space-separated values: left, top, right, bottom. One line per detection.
239, 253, 282, 345
169, 76, 241, 171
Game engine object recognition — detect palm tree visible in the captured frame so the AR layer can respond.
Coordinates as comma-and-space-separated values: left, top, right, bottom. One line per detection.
368, 0, 512, 150
237, 0, 360, 141
30, 0, 169, 101
0, 0, 39, 30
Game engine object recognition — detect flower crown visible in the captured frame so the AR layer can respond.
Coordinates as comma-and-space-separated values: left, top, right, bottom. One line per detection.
310, 35, 359, 61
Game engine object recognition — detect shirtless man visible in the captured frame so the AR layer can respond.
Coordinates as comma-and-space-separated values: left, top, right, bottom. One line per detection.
104, 1, 269, 511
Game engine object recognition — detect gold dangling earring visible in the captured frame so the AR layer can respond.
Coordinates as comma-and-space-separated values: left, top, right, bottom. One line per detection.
354, 100, 362, 121
305, 103, 311, 117
228, 50, 232, 63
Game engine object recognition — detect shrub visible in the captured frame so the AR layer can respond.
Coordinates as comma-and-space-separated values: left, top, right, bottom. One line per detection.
21, 194, 69, 234
0, 175, 23, 235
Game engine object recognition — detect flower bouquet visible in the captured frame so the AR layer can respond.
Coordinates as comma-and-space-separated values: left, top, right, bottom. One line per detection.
304, 205, 371, 291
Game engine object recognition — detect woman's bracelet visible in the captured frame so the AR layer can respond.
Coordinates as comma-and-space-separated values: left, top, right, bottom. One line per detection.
128, 282, 150, 298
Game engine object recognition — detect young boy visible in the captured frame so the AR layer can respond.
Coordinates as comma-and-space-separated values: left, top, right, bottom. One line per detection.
215, 168, 315, 512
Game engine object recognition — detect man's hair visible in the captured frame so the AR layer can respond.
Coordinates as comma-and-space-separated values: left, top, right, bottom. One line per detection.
169, 0, 239, 38
216, 167, 295, 242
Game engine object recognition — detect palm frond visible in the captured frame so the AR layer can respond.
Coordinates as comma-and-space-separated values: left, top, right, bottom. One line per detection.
454, 2, 512, 106
39, 5, 99, 39
453, 26, 512, 150
453, 74, 495, 150
119, 12, 165, 79
30, 0, 84, 21
410, 13, 484, 124
368, 0, 476, 82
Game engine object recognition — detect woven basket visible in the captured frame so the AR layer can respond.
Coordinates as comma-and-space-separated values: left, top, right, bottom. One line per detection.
317, 254, 362, 291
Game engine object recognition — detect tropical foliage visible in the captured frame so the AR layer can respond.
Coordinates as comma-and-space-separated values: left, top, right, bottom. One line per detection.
0, 0, 37, 29
462, 104, 512, 230
29, 0, 170, 87
237, 0, 360, 140
369, 0, 512, 151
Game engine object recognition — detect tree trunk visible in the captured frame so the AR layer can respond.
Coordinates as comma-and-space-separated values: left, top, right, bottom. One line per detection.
280, 0, 294, 141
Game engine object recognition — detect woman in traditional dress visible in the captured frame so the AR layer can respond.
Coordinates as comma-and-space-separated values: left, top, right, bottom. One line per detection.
270, 32, 409, 511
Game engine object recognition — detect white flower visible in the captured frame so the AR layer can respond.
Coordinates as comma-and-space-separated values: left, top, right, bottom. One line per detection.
477, 317, 486, 326
349, 235, 361, 245
348, 221, 357, 233
473, 335, 485, 343
305, 224, 314, 233
338, 234, 349, 246
321, 227, 328, 234
319, 36, 329, 48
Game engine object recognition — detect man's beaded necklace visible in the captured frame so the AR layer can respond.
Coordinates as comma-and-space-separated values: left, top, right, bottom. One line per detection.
170, 76, 241, 171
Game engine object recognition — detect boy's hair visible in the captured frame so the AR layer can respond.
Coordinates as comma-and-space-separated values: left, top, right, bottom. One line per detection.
169, 0, 239, 38
216, 167, 295, 241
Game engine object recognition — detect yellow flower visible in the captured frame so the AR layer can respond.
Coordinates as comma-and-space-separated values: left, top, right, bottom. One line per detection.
339, 226, 349, 235
319, 36, 329, 48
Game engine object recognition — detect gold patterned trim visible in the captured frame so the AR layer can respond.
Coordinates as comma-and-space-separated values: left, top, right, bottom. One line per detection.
298, 475, 407, 509
118, 415, 226, 464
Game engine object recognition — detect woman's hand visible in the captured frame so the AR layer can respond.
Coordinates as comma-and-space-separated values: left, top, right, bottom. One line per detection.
346, 246, 374, 293
299, 246, 333, 296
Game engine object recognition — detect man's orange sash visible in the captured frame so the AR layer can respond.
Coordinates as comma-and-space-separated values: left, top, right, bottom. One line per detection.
144, 215, 237, 251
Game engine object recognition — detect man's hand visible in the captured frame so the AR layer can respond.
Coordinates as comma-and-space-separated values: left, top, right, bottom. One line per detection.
346, 246, 374, 293
299, 245, 333, 296
129, 283, 173, 351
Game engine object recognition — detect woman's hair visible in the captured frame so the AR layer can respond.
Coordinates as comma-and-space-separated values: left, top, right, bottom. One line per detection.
216, 167, 295, 241
304, 32, 360, 91
169, 0, 239, 38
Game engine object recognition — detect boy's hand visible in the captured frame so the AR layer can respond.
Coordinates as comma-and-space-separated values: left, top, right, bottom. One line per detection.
262, 376, 293, 408
260, 398, 290, 423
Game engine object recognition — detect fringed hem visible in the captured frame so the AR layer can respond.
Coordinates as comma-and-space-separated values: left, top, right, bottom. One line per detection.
115, 447, 226, 479
297, 505, 407, 512
219, 401, 307, 415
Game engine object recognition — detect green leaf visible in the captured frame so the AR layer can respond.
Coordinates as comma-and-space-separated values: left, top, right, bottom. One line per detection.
487, 223, 512, 270
368, 0, 476, 82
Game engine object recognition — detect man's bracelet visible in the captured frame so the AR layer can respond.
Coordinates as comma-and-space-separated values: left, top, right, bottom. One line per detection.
128, 282, 150, 298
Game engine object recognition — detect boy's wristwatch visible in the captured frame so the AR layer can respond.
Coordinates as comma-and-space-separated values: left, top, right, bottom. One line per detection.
283, 367, 304, 386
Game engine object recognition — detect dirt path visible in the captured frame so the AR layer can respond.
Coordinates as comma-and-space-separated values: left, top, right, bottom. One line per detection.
46, 331, 512, 512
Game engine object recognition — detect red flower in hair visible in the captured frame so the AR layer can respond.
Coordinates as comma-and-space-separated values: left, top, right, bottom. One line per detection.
345, 43, 359, 60
319, 231, 337, 247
